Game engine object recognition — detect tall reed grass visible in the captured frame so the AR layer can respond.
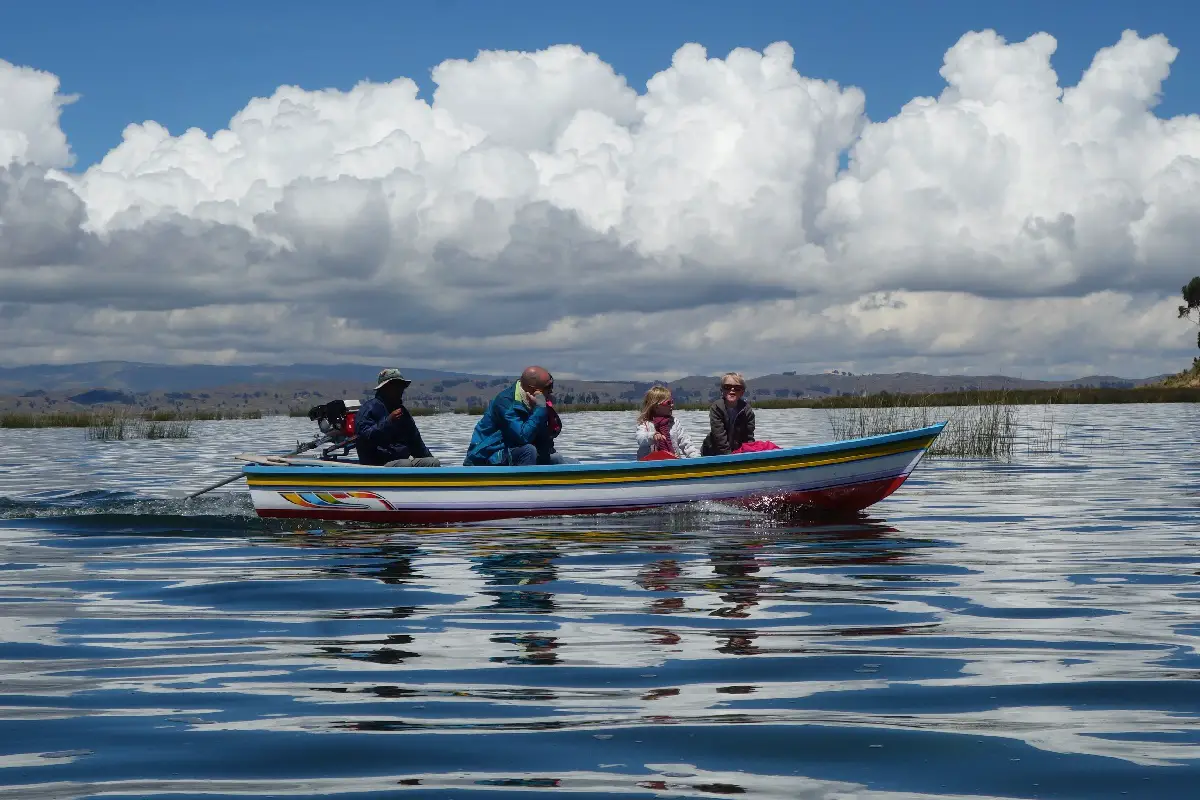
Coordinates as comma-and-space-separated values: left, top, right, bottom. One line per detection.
822, 391, 1107, 459
86, 415, 192, 441
143, 421, 193, 439
825, 394, 1017, 458
86, 415, 132, 441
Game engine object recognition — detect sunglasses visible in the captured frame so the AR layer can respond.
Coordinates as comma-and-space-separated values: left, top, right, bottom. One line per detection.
657, 398, 674, 405
721, 384, 744, 393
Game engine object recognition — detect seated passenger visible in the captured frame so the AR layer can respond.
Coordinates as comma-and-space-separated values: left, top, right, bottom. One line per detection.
354, 368, 441, 467
700, 372, 756, 456
463, 366, 578, 466
635, 386, 698, 460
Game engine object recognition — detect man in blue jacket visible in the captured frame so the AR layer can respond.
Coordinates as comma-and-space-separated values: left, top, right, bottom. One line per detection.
463, 366, 576, 466
355, 369, 441, 467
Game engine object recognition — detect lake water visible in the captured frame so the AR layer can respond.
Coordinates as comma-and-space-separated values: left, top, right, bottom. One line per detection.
0, 405, 1197, 799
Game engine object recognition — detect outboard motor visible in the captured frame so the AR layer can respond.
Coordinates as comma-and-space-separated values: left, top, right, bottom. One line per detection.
305, 399, 361, 459
307, 399, 360, 439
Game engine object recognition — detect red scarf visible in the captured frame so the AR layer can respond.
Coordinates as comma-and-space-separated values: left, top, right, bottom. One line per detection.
546, 401, 562, 438
652, 415, 675, 454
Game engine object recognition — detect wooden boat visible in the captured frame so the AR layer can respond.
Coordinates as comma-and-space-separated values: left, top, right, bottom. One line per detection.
239, 422, 945, 524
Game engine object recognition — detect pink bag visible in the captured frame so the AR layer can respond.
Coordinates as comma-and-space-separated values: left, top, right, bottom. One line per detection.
733, 440, 781, 454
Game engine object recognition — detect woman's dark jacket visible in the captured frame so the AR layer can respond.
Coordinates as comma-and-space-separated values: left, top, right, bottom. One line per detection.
700, 398, 756, 456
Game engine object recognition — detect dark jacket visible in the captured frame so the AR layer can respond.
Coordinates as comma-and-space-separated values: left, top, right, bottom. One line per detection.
354, 393, 433, 466
701, 398, 756, 456
463, 383, 558, 466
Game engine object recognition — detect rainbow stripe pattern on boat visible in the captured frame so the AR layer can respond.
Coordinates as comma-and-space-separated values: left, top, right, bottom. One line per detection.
277, 490, 396, 511
244, 422, 945, 523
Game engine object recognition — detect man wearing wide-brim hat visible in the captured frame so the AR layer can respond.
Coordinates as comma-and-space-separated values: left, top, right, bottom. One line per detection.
354, 368, 441, 467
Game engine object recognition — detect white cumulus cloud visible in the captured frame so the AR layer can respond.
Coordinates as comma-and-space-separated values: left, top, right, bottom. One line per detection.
0, 59, 74, 169
0, 31, 1198, 379
821, 30, 1200, 301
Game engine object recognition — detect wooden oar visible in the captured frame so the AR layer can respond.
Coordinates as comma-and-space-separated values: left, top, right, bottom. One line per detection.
185, 435, 335, 499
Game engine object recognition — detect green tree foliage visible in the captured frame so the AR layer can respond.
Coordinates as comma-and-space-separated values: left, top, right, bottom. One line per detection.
1179, 277, 1200, 349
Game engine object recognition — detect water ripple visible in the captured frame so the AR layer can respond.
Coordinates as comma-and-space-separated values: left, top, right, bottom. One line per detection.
1, 405, 1198, 797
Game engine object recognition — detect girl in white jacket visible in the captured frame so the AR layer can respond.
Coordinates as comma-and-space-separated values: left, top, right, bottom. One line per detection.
635, 386, 700, 460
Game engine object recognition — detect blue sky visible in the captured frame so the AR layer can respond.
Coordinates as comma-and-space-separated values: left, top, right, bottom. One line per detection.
2, 0, 1197, 171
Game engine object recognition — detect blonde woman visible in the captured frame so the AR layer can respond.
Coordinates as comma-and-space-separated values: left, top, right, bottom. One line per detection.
700, 372, 757, 456
635, 386, 699, 461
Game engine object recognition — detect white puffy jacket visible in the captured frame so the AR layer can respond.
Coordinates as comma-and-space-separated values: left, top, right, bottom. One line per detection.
635, 418, 700, 460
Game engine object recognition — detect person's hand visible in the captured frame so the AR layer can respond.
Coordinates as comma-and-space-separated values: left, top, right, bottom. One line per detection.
532, 392, 548, 408
388, 407, 406, 420
654, 432, 668, 443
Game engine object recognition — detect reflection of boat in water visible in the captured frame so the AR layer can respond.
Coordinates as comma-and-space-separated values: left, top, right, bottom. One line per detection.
241, 423, 945, 524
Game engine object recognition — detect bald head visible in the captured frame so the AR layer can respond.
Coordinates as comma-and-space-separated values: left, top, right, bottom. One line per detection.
520, 366, 552, 392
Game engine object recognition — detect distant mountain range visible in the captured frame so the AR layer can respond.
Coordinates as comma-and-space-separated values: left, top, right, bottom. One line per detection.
0, 361, 1171, 416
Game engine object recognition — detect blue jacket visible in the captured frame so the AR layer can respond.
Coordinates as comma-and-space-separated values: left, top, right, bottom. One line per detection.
463, 383, 556, 466
354, 394, 433, 466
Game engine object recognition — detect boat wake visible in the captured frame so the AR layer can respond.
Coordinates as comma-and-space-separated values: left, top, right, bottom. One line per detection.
0, 489, 261, 528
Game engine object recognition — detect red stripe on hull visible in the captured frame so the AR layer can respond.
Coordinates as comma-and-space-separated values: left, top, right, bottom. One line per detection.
254, 474, 912, 525
257, 504, 656, 525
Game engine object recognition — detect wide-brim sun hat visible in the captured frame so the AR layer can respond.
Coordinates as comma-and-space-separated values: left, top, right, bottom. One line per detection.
374, 368, 412, 390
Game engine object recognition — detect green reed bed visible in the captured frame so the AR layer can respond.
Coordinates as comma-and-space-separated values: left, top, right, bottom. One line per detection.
557, 402, 640, 413
812, 386, 1200, 408
2, 408, 259, 431
1, 411, 101, 429
0, 409, 197, 440
145, 409, 261, 421
191, 409, 263, 421
450, 406, 488, 416
530, 385, 1200, 416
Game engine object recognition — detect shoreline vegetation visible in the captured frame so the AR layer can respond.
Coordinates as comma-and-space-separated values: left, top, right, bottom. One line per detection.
432, 384, 1200, 416
0, 386, 1196, 430
1160, 357, 1200, 389
548, 385, 1200, 415
0, 409, 262, 438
